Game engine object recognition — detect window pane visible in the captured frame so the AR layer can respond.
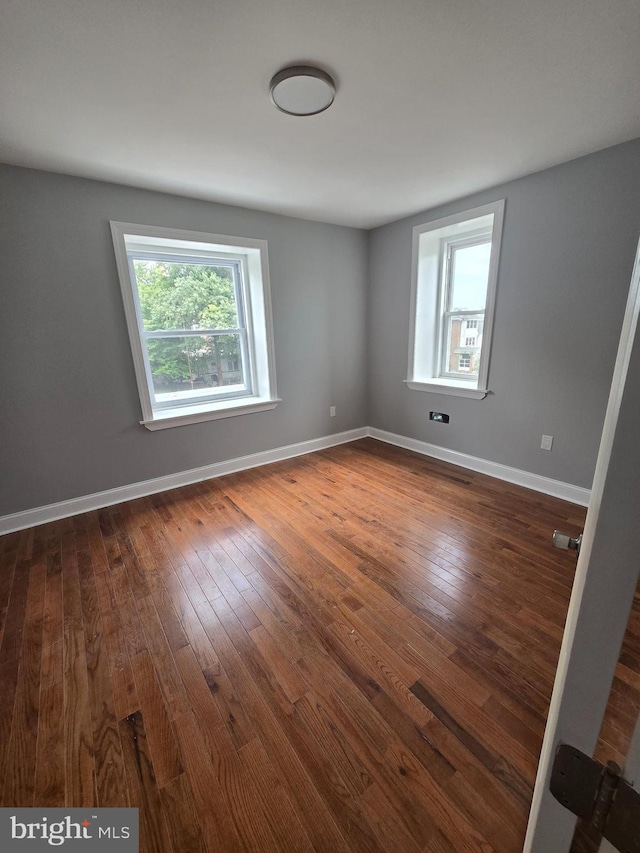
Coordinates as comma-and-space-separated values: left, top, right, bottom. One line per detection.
146, 333, 246, 402
443, 315, 483, 376
133, 260, 240, 331
449, 242, 491, 311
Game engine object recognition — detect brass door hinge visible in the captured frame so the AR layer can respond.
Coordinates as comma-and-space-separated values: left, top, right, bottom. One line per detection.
550, 743, 640, 853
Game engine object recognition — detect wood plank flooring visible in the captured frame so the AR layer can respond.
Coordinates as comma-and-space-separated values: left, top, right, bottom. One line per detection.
0, 438, 599, 851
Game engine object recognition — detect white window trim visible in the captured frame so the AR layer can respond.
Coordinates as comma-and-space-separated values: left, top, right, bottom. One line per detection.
111, 222, 279, 430
406, 200, 505, 400
405, 377, 488, 399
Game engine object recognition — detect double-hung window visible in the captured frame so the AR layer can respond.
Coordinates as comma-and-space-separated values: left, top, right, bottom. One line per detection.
111, 223, 278, 429
439, 233, 491, 380
407, 200, 504, 399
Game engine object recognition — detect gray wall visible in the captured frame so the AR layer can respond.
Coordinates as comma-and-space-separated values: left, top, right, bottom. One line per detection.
2, 139, 640, 518
367, 139, 640, 489
0, 165, 368, 516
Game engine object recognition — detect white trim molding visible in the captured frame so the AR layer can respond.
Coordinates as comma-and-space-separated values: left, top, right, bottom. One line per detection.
368, 427, 591, 506
0, 426, 590, 535
110, 221, 279, 430
404, 379, 487, 399
0, 428, 367, 535
140, 397, 281, 430
407, 200, 505, 397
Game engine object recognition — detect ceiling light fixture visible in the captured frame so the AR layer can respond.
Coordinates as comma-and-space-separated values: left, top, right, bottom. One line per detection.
269, 65, 336, 116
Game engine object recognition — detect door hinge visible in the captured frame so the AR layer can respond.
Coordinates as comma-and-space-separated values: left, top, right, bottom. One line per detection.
550, 743, 640, 853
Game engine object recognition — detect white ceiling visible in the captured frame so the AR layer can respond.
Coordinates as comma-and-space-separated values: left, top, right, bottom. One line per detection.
1, 0, 639, 228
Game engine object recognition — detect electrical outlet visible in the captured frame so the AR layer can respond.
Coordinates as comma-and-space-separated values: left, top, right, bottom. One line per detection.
541, 434, 554, 451
329, 406, 336, 417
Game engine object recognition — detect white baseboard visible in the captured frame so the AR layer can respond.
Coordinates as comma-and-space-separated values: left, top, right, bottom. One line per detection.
368, 427, 591, 506
0, 427, 368, 535
0, 425, 590, 535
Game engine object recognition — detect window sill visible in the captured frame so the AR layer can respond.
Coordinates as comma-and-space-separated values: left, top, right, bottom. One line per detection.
405, 379, 488, 400
141, 396, 281, 431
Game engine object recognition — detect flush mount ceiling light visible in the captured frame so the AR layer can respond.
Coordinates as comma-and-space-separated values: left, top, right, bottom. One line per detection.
269, 66, 336, 116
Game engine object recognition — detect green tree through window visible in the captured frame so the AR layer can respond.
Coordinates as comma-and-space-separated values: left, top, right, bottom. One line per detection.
133, 260, 243, 392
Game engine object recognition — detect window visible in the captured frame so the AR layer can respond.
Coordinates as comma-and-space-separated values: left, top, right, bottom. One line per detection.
407, 200, 505, 399
111, 222, 278, 430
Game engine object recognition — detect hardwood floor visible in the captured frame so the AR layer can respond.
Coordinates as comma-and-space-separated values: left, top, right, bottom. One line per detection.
0, 438, 592, 851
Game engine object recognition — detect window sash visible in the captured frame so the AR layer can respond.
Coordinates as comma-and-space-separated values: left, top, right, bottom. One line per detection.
438, 232, 491, 380
126, 249, 256, 410
128, 250, 246, 332
145, 329, 252, 409
439, 311, 485, 379
143, 328, 245, 338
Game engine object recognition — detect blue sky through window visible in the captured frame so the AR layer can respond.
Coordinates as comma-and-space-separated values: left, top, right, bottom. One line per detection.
450, 242, 491, 310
